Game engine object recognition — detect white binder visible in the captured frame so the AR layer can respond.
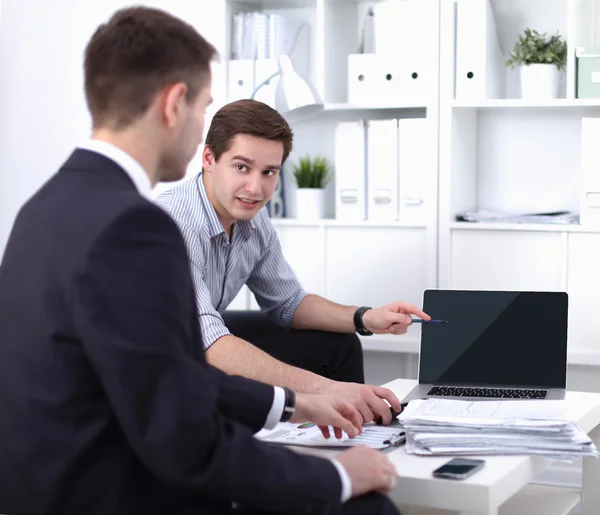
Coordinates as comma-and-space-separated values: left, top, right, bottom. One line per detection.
580, 117, 600, 226
335, 122, 366, 221
455, 0, 504, 100
367, 119, 398, 222
398, 118, 429, 224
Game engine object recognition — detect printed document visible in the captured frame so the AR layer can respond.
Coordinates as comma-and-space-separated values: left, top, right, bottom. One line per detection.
255, 422, 405, 449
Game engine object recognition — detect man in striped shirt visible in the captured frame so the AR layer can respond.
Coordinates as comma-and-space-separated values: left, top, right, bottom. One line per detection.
155, 99, 430, 425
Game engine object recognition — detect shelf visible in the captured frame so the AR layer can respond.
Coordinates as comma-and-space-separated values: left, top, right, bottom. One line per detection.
229, 0, 315, 7
497, 484, 580, 515
569, 348, 600, 367
359, 334, 420, 354
271, 219, 427, 229
323, 102, 428, 113
449, 222, 600, 234
294, 103, 428, 122
452, 98, 600, 110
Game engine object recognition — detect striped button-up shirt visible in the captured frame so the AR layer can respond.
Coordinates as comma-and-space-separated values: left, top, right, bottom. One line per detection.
154, 172, 307, 349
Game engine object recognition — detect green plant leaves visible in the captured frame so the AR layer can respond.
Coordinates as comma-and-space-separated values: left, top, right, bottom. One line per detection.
505, 28, 567, 70
292, 155, 331, 188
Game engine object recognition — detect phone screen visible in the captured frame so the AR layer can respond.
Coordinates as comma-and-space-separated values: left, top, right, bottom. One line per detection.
433, 458, 485, 479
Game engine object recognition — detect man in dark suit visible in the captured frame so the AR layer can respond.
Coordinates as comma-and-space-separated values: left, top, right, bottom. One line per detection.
0, 6, 402, 515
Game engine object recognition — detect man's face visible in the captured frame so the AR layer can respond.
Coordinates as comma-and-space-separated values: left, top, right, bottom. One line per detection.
203, 134, 284, 224
159, 77, 213, 182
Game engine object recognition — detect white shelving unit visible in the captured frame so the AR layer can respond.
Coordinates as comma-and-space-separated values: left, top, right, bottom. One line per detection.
217, 0, 600, 363
223, 0, 441, 328
438, 0, 600, 360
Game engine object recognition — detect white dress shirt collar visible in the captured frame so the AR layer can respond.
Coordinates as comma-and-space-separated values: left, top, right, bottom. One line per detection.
78, 139, 153, 198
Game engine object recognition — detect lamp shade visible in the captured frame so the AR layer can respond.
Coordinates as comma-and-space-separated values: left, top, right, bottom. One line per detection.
274, 55, 324, 120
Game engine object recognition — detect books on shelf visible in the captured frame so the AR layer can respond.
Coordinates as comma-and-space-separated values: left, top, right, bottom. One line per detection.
399, 398, 599, 460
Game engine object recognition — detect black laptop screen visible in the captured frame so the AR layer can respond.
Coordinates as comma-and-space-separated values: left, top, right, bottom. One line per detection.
419, 290, 568, 389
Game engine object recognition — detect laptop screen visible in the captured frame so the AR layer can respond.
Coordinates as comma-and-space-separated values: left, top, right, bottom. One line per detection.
419, 290, 568, 389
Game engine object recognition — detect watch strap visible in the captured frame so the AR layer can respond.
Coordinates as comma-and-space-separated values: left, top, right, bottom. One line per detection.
353, 306, 373, 336
280, 387, 296, 422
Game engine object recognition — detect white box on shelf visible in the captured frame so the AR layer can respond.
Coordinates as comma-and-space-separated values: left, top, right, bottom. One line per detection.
335, 121, 366, 221
228, 59, 255, 102
398, 118, 429, 224
376, 57, 401, 104
348, 53, 377, 105
580, 117, 600, 226
367, 119, 399, 222
455, 0, 504, 100
374, 0, 437, 102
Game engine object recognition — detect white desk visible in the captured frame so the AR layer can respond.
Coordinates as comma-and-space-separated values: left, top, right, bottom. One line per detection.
301, 379, 600, 515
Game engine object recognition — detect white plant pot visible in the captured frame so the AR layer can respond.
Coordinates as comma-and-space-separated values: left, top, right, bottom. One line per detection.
295, 188, 326, 220
519, 64, 560, 99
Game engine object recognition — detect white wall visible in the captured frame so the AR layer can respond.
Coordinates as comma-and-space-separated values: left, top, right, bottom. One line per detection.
0, 0, 227, 256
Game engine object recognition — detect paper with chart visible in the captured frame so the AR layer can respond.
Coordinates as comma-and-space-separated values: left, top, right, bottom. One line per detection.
255, 421, 405, 449
398, 398, 598, 459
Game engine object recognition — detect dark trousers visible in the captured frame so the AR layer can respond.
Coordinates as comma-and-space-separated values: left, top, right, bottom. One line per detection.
235, 492, 400, 515
222, 311, 365, 384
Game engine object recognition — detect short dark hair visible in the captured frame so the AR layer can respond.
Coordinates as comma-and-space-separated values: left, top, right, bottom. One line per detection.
205, 99, 294, 165
84, 6, 217, 130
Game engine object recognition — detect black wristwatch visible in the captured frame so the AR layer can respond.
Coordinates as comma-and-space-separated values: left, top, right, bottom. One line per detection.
280, 387, 296, 422
353, 306, 373, 336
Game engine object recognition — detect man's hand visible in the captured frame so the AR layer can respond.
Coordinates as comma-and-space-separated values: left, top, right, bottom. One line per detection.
336, 447, 399, 497
291, 393, 363, 439
362, 301, 430, 335
325, 381, 402, 425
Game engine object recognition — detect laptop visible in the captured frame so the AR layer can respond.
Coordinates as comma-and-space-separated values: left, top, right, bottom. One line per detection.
401, 289, 568, 404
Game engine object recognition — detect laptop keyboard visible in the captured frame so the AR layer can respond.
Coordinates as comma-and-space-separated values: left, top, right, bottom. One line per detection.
427, 386, 548, 399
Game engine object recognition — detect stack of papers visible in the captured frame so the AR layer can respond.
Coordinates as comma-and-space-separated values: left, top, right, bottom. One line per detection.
455, 209, 579, 224
399, 398, 599, 460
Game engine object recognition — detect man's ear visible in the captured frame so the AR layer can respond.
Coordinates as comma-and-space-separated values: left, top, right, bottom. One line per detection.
162, 82, 188, 129
202, 145, 215, 171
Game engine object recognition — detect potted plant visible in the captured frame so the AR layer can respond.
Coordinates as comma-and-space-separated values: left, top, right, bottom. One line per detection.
292, 155, 330, 220
505, 28, 567, 99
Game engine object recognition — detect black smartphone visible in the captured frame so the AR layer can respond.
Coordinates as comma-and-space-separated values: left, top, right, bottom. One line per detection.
432, 458, 485, 480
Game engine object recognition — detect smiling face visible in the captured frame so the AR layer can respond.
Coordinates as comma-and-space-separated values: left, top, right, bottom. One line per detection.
202, 133, 284, 229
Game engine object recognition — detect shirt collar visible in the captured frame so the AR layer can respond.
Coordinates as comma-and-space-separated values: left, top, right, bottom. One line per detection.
196, 172, 256, 240
78, 139, 153, 198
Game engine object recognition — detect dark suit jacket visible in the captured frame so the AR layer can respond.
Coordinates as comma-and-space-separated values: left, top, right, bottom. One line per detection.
0, 149, 342, 515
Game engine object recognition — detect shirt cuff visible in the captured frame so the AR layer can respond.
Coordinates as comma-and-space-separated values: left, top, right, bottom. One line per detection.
280, 289, 308, 327
330, 458, 352, 503
263, 386, 285, 430
198, 315, 231, 350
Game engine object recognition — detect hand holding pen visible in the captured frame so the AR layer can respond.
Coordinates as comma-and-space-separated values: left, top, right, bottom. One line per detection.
361, 301, 431, 336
